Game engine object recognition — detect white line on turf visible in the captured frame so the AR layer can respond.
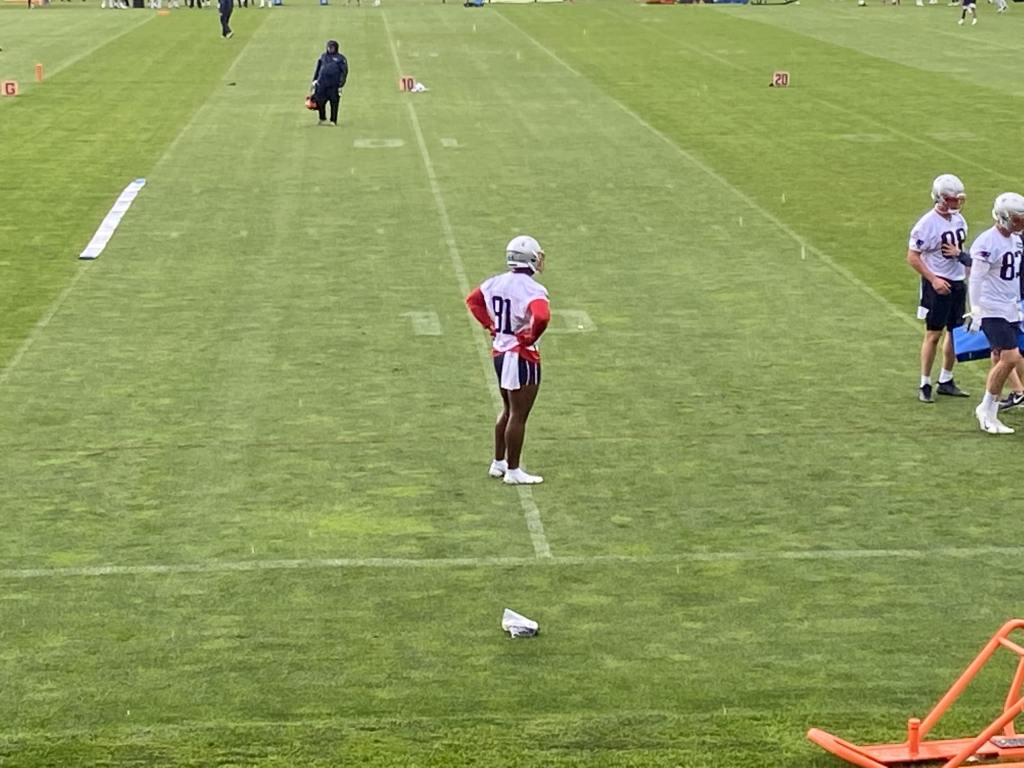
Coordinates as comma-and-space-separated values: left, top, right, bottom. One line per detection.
603, 6, 1016, 185
382, 12, 552, 559
495, 12, 918, 332
5, 545, 1024, 580
19, 14, 156, 93
0, 268, 88, 387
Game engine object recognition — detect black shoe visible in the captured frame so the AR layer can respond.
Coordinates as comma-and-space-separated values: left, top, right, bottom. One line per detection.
937, 379, 969, 397
919, 383, 934, 403
999, 392, 1024, 411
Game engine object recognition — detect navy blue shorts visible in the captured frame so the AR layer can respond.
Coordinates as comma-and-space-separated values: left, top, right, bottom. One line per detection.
920, 277, 966, 332
982, 317, 1019, 351
493, 353, 541, 389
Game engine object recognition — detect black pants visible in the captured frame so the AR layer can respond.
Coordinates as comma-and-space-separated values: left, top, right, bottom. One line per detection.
219, 5, 232, 35
316, 89, 341, 123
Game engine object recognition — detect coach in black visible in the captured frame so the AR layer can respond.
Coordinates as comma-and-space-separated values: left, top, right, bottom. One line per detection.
218, 0, 233, 38
311, 40, 348, 126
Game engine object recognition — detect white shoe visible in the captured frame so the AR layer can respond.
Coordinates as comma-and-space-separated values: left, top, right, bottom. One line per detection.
977, 404, 1015, 434
488, 459, 507, 478
972, 16, 977, 22
503, 467, 543, 485
958, 17, 964, 23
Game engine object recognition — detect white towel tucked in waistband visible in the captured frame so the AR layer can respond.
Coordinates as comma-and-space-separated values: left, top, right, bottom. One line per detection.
500, 351, 521, 391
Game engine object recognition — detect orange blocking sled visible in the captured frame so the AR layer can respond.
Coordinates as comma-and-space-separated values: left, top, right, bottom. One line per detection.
809, 619, 1024, 768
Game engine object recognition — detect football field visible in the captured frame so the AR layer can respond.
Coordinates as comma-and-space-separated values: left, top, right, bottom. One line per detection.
4, 0, 1024, 765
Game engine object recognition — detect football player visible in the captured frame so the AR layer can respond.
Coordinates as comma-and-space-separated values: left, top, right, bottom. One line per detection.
966, 193, 1024, 434
907, 174, 970, 403
959, 0, 978, 24
465, 236, 551, 485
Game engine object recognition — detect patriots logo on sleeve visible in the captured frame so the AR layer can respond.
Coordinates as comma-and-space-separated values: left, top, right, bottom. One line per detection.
916, 239, 925, 248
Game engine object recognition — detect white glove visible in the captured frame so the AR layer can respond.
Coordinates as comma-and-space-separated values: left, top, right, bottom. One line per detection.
965, 308, 983, 333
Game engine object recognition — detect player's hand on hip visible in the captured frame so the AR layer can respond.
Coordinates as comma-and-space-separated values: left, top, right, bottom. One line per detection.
931, 277, 951, 295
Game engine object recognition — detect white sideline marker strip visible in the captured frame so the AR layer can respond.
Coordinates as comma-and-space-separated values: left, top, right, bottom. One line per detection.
382, 13, 551, 559
79, 178, 147, 260
5, 545, 1024, 580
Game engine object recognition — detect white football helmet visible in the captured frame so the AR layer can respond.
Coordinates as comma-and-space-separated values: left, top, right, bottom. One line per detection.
506, 235, 545, 273
932, 174, 966, 214
993, 192, 1024, 233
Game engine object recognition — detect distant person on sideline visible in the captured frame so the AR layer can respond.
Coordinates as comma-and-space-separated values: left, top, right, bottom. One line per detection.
218, 0, 234, 38
311, 40, 348, 126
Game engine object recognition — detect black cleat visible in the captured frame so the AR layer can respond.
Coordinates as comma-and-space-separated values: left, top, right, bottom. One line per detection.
937, 379, 969, 397
919, 383, 934, 403
999, 392, 1024, 412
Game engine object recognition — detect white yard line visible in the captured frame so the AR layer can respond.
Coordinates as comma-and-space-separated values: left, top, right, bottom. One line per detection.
495, 11, 919, 333
382, 12, 551, 559
4, 545, 1022, 580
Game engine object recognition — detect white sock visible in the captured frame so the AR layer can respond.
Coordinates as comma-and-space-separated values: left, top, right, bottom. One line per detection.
921, 375, 932, 387
938, 369, 954, 384
983, 392, 996, 411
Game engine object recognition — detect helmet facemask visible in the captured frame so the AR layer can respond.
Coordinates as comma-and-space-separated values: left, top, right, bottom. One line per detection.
993, 193, 1024, 234
932, 174, 966, 215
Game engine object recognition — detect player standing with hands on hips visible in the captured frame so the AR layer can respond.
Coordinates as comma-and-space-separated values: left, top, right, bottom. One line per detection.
966, 193, 1024, 434
466, 236, 551, 485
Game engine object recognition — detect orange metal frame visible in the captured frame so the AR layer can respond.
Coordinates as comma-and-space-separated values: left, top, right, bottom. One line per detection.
808, 620, 1024, 768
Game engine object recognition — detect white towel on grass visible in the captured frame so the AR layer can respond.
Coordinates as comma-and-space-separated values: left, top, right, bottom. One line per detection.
502, 608, 539, 638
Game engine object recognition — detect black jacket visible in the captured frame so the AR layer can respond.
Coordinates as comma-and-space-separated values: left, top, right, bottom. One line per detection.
313, 52, 348, 89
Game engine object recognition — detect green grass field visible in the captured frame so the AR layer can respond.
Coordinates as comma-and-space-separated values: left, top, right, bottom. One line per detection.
5, 0, 1024, 765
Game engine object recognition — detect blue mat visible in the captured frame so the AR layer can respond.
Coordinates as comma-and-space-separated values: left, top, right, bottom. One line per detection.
953, 320, 1024, 363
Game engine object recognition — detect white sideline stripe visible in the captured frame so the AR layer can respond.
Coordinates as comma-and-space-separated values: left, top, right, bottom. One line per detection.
605, 6, 1014, 185
495, 12, 918, 333
79, 179, 147, 260
382, 12, 551, 559
6, 14, 156, 96
0, 269, 88, 387
5, 545, 1024, 580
